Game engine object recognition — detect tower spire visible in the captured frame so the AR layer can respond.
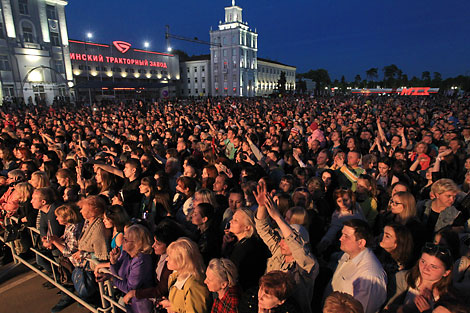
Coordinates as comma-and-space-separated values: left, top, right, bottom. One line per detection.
232, 0, 235, 6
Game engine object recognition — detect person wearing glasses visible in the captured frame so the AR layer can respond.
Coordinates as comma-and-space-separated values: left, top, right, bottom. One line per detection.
384, 243, 455, 313
375, 191, 426, 253
108, 224, 154, 313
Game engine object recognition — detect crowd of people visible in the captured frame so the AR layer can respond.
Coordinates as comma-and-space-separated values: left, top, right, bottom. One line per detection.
0, 93, 470, 313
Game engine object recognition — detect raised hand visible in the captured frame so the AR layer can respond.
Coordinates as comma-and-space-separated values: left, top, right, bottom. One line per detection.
253, 180, 267, 207
265, 194, 282, 221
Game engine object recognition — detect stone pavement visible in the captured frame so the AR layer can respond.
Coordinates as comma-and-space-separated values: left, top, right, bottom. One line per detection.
0, 262, 89, 313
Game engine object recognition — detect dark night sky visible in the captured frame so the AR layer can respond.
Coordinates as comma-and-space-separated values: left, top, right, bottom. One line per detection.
66, 0, 470, 81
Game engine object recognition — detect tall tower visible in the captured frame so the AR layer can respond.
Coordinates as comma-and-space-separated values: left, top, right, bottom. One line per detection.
210, 0, 258, 97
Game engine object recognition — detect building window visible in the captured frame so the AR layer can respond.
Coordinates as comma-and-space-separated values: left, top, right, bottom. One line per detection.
224, 74, 227, 82
19, 0, 29, 15
203, 88, 206, 94
50, 32, 60, 46
187, 67, 190, 73
194, 67, 197, 72
22, 23, 34, 43
223, 50, 228, 57
0, 22, 5, 39
202, 77, 205, 83
55, 60, 64, 73
46, 5, 57, 19
195, 89, 198, 94
195, 77, 198, 83
0, 55, 11, 71
201, 66, 205, 72
3, 85, 14, 97
187, 78, 190, 83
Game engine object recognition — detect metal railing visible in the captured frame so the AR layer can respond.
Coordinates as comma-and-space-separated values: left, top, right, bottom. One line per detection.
1, 216, 125, 313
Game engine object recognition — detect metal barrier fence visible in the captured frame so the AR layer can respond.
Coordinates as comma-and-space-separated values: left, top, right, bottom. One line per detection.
1, 216, 126, 313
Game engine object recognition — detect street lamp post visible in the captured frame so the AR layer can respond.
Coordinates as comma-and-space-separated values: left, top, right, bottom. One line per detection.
85, 32, 93, 106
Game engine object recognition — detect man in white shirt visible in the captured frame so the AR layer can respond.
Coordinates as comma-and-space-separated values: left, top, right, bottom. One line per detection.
324, 219, 387, 313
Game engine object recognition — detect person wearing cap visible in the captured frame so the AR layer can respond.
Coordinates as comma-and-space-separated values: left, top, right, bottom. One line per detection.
254, 180, 319, 313
307, 122, 326, 148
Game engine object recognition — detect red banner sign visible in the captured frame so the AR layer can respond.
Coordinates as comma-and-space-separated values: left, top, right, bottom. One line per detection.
69, 53, 168, 68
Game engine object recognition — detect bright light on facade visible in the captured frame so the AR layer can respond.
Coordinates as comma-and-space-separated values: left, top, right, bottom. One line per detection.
73, 70, 81, 75
29, 70, 43, 82
90, 71, 98, 76
26, 55, 40, 62
86, 32, 93, 39
107, 72, 113, 77
144, 41, 150, 48
146, 73, 151, 78
167, 47, 172, 52
134, 73, 140, 78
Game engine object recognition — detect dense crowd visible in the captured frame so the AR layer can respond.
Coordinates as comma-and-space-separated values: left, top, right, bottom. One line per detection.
1, 94, 470, 313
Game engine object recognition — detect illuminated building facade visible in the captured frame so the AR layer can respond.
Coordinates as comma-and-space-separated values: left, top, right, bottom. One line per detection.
0, 0, 73, 104
257, 58, 296, 96
207, 1, 295, 97
210, 0, 258, 97
69, 40, 180, 100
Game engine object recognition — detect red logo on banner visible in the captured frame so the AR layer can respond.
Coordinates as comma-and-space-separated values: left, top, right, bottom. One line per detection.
400, 87, 430, 96
113, 41, 131, 54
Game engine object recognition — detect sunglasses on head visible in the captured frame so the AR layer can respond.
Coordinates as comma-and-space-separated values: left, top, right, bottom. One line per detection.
422, 242, 451, 258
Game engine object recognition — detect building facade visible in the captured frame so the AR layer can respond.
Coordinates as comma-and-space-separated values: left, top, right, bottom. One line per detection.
209, 0, 258, 97
257, 57, 296, 96
69, 39, 180, 101
0, 0, 73, 105
179, 55, 210, 97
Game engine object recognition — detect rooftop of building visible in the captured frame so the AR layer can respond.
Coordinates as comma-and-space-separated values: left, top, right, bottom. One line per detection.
184, 54, 211, 62
258, 57, 296, 68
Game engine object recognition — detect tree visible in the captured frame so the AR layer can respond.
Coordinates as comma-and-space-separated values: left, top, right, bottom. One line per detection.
340, 75, 346, 89
296, 78, 307, 94
432, 72, 442, 87
277, 71, 287, 94
302, 69, 331, 90
421, 71, 431, 84
354, 74, 362, 87
383, 64, 402, 87
366, 68, 378, 81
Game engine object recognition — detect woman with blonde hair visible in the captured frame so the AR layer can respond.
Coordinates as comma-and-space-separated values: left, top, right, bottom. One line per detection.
418, 178, 465, 240
222, 208, 269, 291
15, 182, 36, 226
285, 206, 309, 228
193, 188, 219, 211
159, 237, 210, 313
29, 171, 51, 189
107, 224, 154, 313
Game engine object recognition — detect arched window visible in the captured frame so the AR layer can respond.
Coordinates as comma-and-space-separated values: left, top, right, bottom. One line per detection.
21, 21, 35, 43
